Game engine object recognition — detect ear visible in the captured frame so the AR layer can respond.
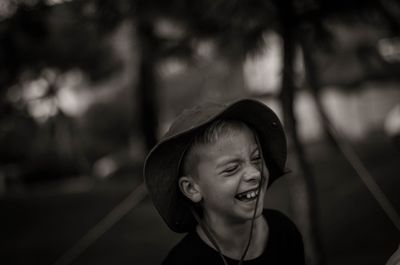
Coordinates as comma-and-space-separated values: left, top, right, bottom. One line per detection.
178, 176, 202, 203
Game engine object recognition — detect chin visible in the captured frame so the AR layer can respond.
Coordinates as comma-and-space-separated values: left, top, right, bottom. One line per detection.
241, 202, 264, 220
256, 205, 264, 217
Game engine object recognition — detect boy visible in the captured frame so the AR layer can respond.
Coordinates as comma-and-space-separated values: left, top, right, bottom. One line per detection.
144, 98, 305, 264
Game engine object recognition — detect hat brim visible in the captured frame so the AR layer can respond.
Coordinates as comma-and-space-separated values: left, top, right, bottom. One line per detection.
144, 99, 288, 232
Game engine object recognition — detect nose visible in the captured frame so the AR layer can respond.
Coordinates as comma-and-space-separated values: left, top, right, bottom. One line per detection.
243, 163, 261, 183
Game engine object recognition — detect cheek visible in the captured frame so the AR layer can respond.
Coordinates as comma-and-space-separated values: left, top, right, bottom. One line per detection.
262, 163, 270, 183
201, 180, 237, 200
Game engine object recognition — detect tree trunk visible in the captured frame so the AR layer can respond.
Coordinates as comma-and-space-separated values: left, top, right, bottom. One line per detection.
299, 20, 400, 235
297, 26, 329, 265
136, 19, 159, 152
279, 13, 323, 265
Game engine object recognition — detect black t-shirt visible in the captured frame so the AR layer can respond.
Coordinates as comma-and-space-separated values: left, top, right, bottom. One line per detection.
162, 209, 305, 265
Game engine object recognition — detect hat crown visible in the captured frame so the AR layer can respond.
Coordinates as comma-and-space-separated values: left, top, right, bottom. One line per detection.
165, 102, 226, 139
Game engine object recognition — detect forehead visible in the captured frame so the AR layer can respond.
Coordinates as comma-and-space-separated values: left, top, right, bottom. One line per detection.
196, 125, 258, 160
181, 120, 259, 175
197, 120, 253, 143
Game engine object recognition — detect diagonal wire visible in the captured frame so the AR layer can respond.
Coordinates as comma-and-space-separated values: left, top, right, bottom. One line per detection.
300, 35, 400, 233
51, 182, 148, 265
324, 118, 400, 233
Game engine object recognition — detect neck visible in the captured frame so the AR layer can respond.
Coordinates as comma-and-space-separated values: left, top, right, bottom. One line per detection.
196, 214, 269, 260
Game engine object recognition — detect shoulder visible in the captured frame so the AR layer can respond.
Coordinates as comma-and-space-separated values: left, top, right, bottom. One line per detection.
263, 208, 305, 262
162, 233, 195, 265
264, 208, 299, 233
263, 208, 291, 220
161, 231, 216, 265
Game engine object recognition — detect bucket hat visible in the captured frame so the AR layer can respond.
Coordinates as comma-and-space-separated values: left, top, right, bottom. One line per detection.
144, 98, 288, 233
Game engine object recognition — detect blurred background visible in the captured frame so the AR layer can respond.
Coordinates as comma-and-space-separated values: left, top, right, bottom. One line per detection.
1, 0, 400, 265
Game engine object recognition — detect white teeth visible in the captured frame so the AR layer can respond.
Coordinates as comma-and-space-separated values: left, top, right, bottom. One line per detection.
237, 189, 259, 200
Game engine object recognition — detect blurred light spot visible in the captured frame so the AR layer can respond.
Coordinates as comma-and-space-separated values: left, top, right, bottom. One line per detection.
159, 58, 186, 76
195, 40, 216, 59
243, 32, 282, 94
58, 85, 88, 116
0, 0, 17, 20
0, 0, 61, 20
93, 157, 118, 179
28, 98, 58, 122
45, 0, 73, 6
378, 38, 400, 62
154, 17, 186, 39
19, 68, 90, 122
57, 70, 90, 116
385, 104, 400, 137
22, 78, 48, 101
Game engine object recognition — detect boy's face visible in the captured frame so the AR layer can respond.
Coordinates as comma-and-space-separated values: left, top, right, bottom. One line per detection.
192, 125, 269, 225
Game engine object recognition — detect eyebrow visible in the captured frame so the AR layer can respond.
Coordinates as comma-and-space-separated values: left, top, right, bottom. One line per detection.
216, 157, 242, 169
250, 146, 259, 156
216, 145, 259, 168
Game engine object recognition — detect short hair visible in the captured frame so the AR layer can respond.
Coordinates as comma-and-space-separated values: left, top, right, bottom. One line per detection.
180, 119, 249, 177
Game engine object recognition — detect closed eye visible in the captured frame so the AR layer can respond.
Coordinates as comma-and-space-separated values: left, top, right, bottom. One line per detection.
222, 164, 239, 175
251, 151, 261, 164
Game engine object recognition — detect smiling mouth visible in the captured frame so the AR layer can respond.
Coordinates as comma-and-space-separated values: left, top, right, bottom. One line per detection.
235, 188, 259, 202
